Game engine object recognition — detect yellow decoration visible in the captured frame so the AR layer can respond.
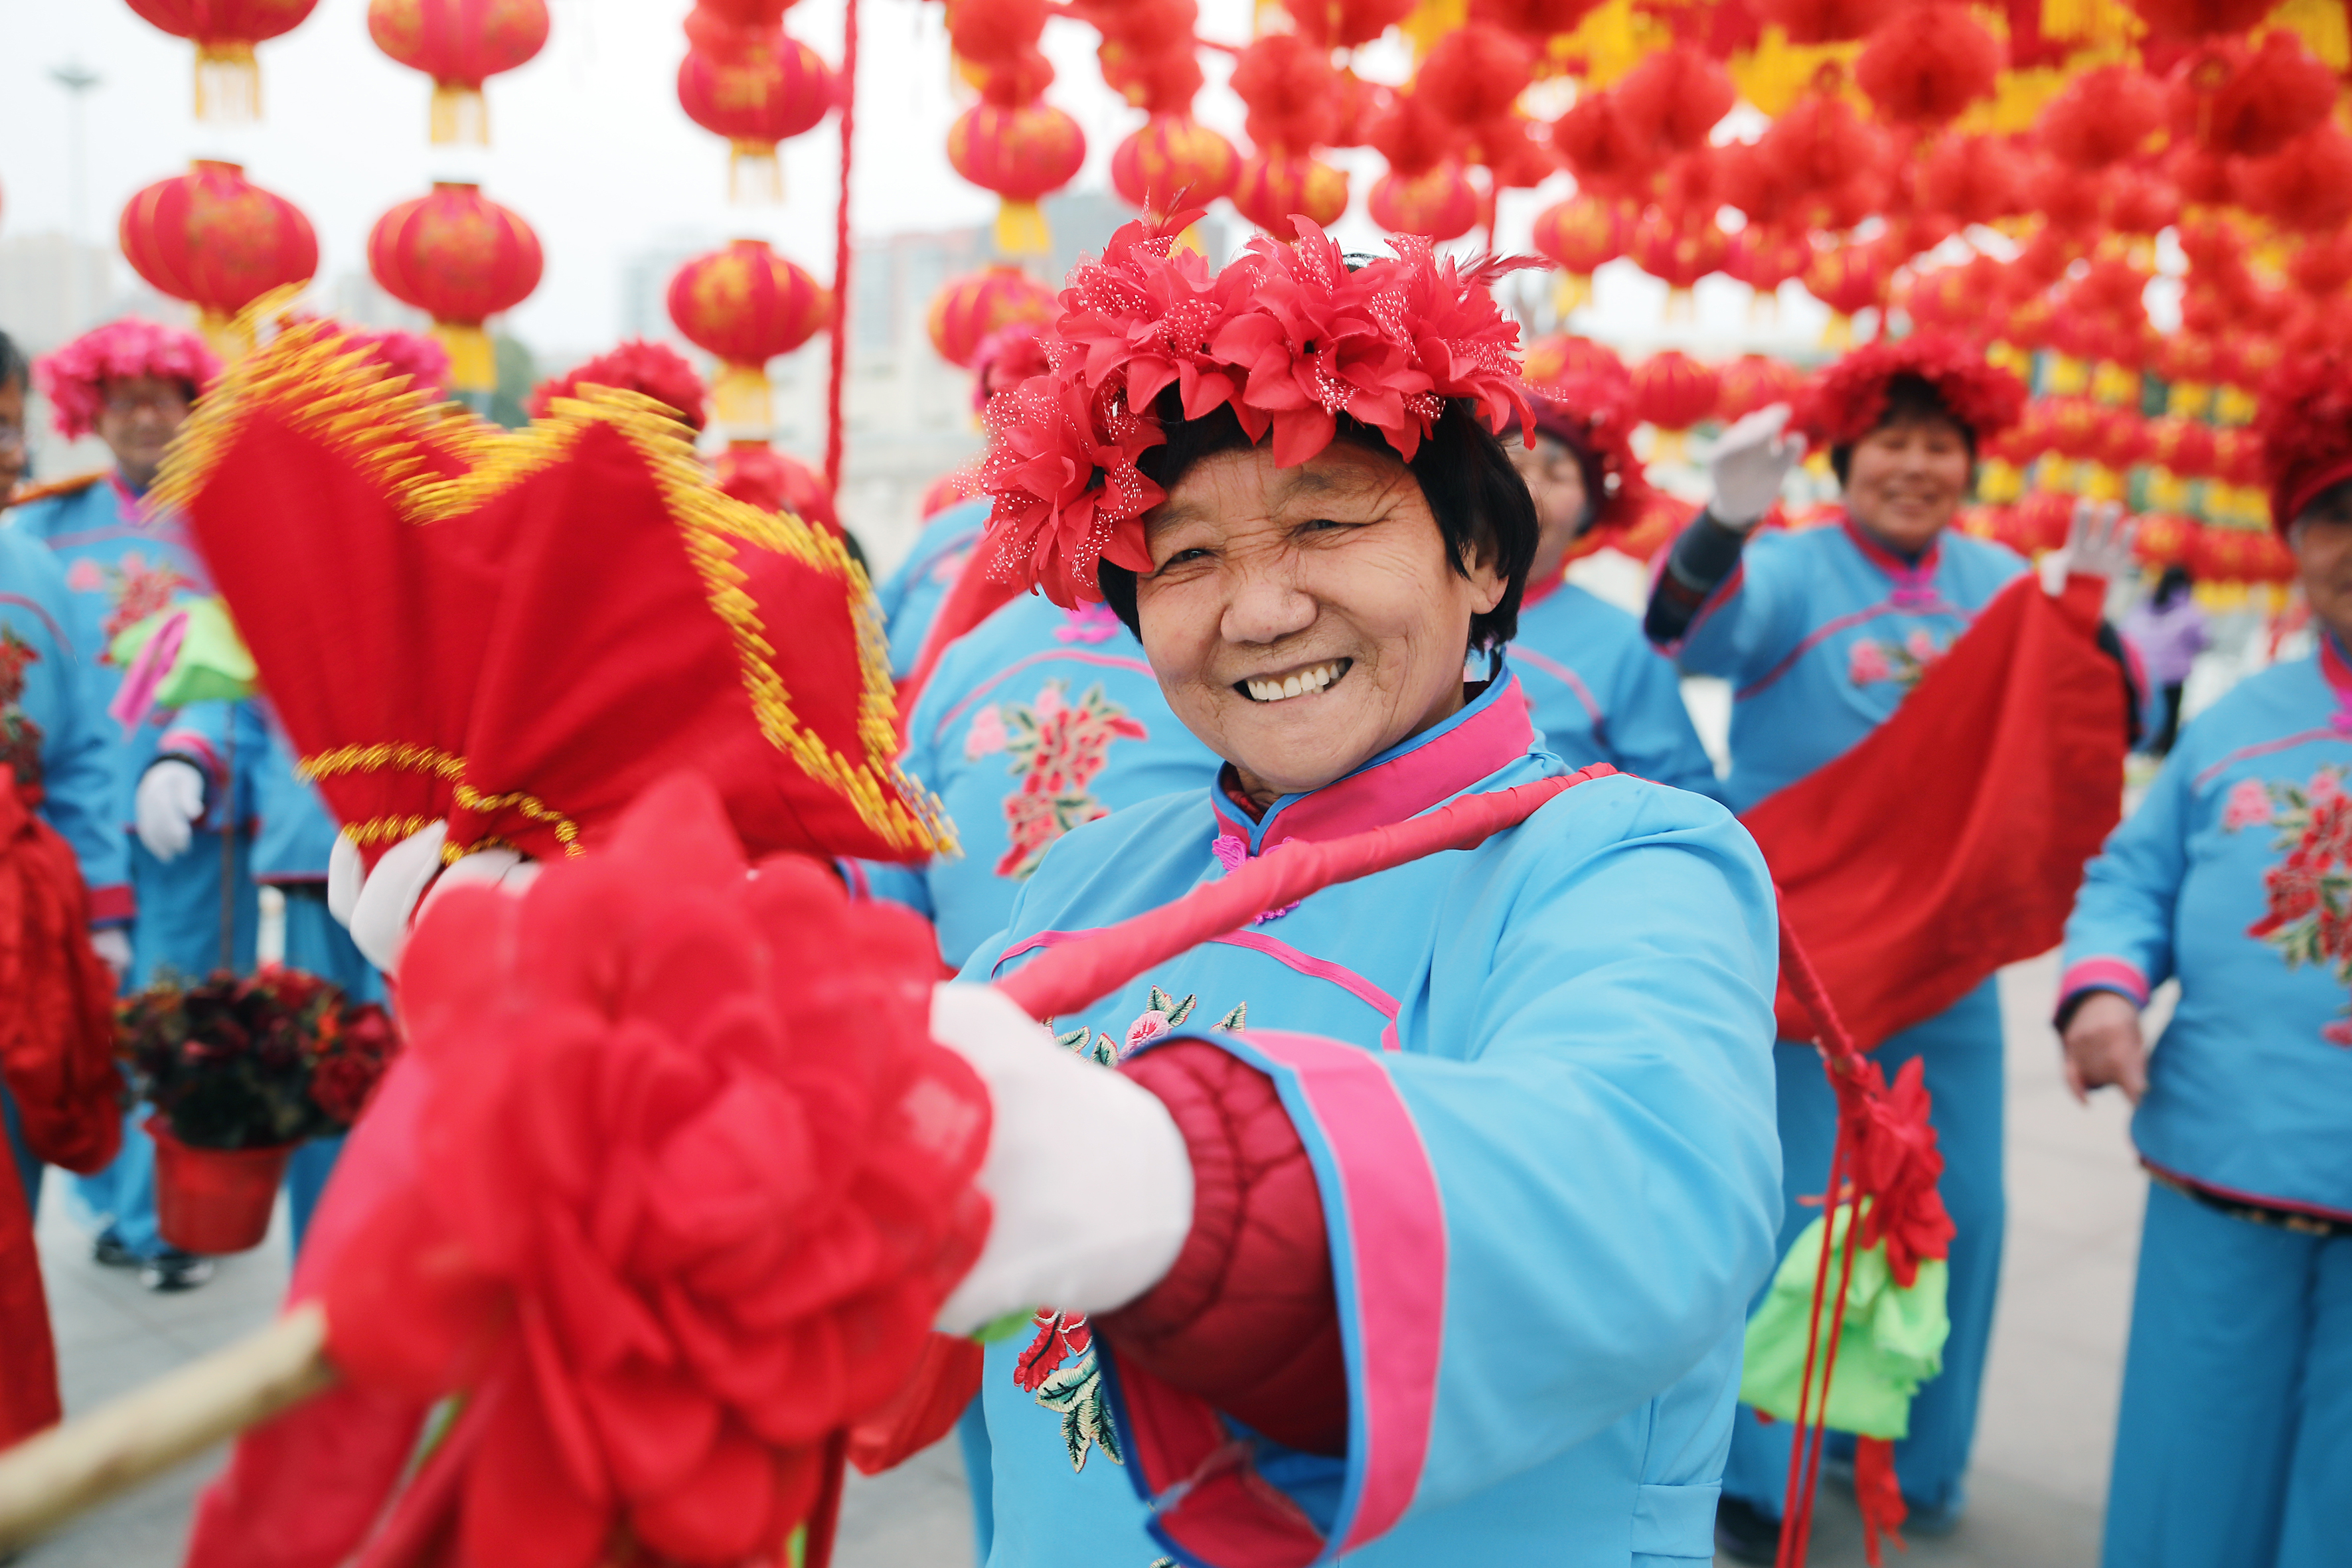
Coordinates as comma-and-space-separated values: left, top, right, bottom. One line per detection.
2215, 385, 2258, 426
712, 362, 774, 435
1401, 0, 1470, 60
2045, 355, 2090, 396
194, 42, 260, 123
431, 323, 497, 396
1729, 27, 1861, 116
2091, 360, 2141, 407
2041, 0, 2144, 47
1553, 273, 1593, 317
2169, 381, 2214, 420
729, 141, 785, 204
994, 198, 1052, 256
2271, 0, 2351, 68
429, 83, 489, 145
1988, 341, 2033, 380
1558, 0, 1678, 90
1979, 458, 2027, 503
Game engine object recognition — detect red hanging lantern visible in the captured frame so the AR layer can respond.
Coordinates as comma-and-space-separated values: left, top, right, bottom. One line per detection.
1531, 195, 1630, 314
715, 441, 845, 538
1522, 333, 1630, 395
366, 182, 543, 395
1628, 212, 1730, 295
948, 102, 1088, 256
2126, 0, 2276, 40
1715, 354, 1806, 420
1751, 0, 1896, 44
1368, 159, 1479, 241
2134, 511, 2195, 566
2168, 33, 2336, 161
1804, 242, 1890, 326
1632, 350, 1721, 434
927, 265, 1056, 371
676, 31, 837, 202
2035, 65, 2165, 171
1231, 150, 1350, 232
1111, 114, 1241, 210
1727, 225, 1814, 301
119, 160, 318, 359
1853, 2, 2001, 127
124, 0, 317, 121
365, 0, 550, 145
2148, 415, 2219, 478
666, 238, 830, 433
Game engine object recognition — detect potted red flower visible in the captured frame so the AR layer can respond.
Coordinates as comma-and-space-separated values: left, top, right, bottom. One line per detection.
119, 967, 400, 1254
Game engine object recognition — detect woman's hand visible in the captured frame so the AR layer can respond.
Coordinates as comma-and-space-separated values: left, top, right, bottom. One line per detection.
1707, 405, 1804, 531
331, 823, 539, 972
2061, 990, 2148, 1105
2041, 499, 2137, 594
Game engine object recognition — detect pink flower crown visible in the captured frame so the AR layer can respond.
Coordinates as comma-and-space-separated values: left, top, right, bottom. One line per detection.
978, 210, 1538, 609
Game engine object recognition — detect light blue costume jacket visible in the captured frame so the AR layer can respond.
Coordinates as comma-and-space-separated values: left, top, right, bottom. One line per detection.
1666, 516, 2030, 813
133, 696, 263, 986
854, 593, 1219, 969
9, 472, 257, 982
961, 670, 1784, 1568
0, 522, 129, 913
874, 498, 988, 680
2059, 637, 2352, 1221
1511, 576, 1719, 799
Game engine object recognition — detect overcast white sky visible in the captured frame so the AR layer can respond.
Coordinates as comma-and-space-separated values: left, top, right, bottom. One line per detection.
0, 0, 1833, 354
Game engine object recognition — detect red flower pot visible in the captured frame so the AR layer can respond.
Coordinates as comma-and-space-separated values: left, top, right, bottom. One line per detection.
146, 1115, 295, 1255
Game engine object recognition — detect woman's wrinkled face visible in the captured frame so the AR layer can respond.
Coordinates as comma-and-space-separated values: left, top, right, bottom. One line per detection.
1135, 440, 1505, 808
1843, 415, 1972, 556
1509, 432, 1591, 588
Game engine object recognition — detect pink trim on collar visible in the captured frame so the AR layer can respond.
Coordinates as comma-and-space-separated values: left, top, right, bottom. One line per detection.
1840, 514, 1943, 607
1210, 678, 1537, 850
2321, 631, 2352, 706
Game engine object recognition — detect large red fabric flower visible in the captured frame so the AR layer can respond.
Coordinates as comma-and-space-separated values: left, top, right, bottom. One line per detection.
1790, 331, 2027, 450
976, 211, 1533, 598
320, 773, 990, 1568
980, 374, 1162, 608
1840, 1055, 1953, 1289
1056, 206, 1254, 426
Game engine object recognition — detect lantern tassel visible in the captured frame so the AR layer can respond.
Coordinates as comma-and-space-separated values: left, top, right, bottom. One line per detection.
432, 324, 497, 397
1553, 273, 1593, 318
994, 199, 1052, 256
729, 141, 786, 205
193, 43, 260, 124
429, 84, 489, 146
714, 362, 775, 437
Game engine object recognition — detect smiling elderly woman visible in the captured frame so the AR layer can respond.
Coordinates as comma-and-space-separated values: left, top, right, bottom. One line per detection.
926, 216, 1784, 1568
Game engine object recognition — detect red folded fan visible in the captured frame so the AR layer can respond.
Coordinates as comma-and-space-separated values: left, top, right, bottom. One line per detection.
157, 323, 949, 870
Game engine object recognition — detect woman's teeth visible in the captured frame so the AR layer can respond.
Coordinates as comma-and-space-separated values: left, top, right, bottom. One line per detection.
1244, 660, 1347, 703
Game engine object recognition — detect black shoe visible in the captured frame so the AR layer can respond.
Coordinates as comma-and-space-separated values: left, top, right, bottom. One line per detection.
1715, 1496, 1782, 1564
139, 1248, 213, 1292
92, 1230, 139, 1269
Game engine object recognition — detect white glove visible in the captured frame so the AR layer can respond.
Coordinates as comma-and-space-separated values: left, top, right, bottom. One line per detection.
1707, 404, 1804, 531
89, 927, 131, 978
929, 983, 1194, 1336
134, 759, 208, 862
2041, 499, 2138, 595
341, 821, 540, 973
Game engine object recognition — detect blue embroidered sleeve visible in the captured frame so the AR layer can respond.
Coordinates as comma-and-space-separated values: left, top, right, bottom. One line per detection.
2059, 732, 2192, 1014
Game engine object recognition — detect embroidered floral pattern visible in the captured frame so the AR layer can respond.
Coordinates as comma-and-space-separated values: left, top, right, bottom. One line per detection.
1024, 984, 1250, 1469
2229, 764, 2352, 1045
1847, 627, 1949, 692
1055, 601, 1123, 645
0, 629, 45, 792
965, 678, 1150, 880
64, 551, 196, 657
1212, 832, 1302, 922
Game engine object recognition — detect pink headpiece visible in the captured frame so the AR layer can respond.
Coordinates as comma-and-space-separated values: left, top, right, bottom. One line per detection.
979, 210, 1537, 608
34, 319, 220, 441
341, 326, 452, 402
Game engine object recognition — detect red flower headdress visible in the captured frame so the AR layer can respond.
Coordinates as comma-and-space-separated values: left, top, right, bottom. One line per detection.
530, 340, 710, 431
1790, 331, 2026, 451
979, 209, 1537, 608
1518, 371, 1655, 532
33, 319, 220, 441
2256, 348, 2352, 532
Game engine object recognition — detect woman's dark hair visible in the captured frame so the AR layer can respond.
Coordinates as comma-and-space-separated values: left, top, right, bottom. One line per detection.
0, 332, 26, 394
2155, 562, 2193, 605
1828, 372, 1978, 486
1097, 390, 1539, 653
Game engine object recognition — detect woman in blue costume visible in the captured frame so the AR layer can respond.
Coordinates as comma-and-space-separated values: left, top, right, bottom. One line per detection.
1642, 335, 2136, 1555
1503, 379, 1717, 797
855, 567, 1221, 1561
2059, 351, 2352, 1568
16, 319, 245, 1292
875, 495, 988, 680
886, 214, 1786, 1568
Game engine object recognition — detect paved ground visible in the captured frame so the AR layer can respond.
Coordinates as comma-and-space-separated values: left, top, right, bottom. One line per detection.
20, 949, 2150, 1568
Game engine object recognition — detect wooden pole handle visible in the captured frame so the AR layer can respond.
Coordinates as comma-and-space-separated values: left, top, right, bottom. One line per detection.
0, 1300, 337, 1551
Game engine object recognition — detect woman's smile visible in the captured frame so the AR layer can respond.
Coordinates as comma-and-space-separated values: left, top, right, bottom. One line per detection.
1239, 658, 1353, 704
